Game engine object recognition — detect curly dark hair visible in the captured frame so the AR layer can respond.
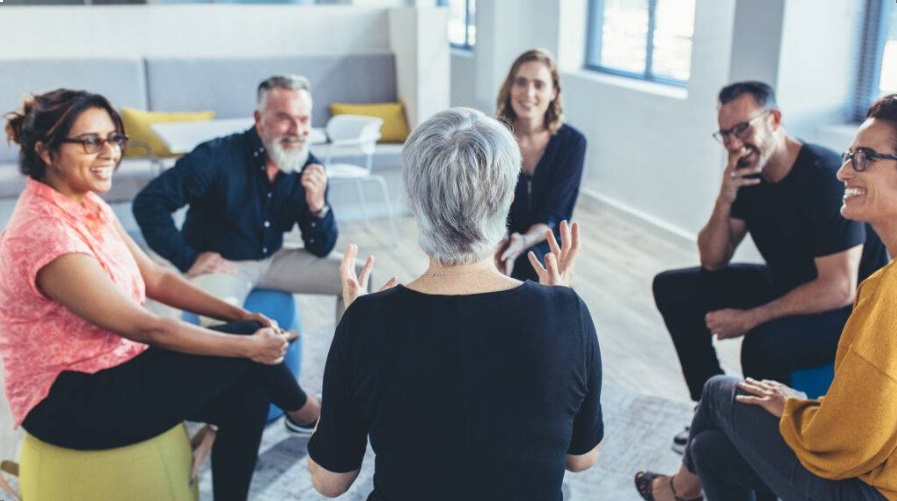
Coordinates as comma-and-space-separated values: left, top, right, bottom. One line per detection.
866, 93, 897, 144
4, 89, 124, 180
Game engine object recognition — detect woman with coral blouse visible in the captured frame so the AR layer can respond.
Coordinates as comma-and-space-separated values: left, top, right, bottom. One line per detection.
0, 89, 319, 501
495, 49, 587, 281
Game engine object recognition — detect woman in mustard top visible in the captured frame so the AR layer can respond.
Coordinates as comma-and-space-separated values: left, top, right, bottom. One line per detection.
634, 95, 897, 501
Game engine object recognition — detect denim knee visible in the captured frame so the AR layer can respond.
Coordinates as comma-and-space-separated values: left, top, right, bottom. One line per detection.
688, 428, 729, 473
701, 374, 739, 403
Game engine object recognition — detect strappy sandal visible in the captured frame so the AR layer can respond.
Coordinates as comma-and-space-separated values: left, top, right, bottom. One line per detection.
634, 471, 703, 501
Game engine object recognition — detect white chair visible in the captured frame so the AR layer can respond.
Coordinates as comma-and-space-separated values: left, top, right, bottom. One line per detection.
322, 114, 398, 243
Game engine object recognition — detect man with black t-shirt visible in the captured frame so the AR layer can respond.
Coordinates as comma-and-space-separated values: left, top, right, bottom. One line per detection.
653, 81, 887, 454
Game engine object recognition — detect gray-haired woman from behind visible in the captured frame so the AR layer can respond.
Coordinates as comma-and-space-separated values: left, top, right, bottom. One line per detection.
305, 107, 603, 501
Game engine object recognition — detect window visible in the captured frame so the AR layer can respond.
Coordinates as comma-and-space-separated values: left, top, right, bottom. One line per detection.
437, 0, 476, 50
585, 0, 696, 86
853, 0, 897, 121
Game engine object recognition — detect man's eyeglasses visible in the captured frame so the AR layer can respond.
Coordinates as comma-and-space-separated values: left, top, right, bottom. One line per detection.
712, 109, 772, 144
61, 133, 129, 154
841, 148, 897, 172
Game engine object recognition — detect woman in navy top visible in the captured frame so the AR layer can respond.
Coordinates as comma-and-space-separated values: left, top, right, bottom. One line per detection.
495, 49, 587, 281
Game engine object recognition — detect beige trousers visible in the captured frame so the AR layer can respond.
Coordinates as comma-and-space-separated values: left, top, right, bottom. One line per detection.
146, 247, 345, 325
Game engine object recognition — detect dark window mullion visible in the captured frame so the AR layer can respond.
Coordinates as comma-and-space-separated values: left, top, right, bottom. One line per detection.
585, 0, 606, 69
645, 0, 658, 78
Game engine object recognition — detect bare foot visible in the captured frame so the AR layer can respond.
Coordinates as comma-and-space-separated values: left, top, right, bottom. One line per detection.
649, 474, 678, 501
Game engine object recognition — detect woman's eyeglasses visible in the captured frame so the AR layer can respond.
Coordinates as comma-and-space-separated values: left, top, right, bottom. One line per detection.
61, 134, 129, 154
841, 148, 897, 172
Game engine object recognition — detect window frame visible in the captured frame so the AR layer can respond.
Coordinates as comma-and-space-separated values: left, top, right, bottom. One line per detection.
852, 0, 895, 122
584, 0, 692, 87
437, 0, 475, 51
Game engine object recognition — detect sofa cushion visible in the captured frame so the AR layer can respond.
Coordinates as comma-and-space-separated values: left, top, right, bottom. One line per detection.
0, 58, 148, 164
145, 53, 397, 127
121, 108, 215, 158
329, 102, 410, 143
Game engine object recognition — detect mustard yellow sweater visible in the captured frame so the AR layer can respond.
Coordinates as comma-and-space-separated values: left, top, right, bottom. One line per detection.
780, 260, 897, 500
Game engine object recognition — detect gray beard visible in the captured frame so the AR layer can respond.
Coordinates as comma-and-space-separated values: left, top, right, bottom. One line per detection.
265, 137, 310, 173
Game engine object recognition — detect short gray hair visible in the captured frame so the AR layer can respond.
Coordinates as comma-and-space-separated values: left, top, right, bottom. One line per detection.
256, 74, 311, 111
402, 108, 521, 265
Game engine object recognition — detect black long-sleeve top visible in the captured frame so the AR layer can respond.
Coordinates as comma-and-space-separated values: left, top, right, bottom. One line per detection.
132, 127, 337, 272
508, 123, 587, 237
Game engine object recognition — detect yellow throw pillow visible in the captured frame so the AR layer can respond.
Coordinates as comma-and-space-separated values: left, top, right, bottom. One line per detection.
329, 102, 410, 143
121, 107, 215, 158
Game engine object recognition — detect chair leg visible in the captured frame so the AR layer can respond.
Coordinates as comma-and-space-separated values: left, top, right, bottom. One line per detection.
354, 180, 369, 224
372, 175, 398, 246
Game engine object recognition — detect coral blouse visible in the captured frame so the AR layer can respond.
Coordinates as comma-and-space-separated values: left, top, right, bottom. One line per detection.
0, 178, 147, 427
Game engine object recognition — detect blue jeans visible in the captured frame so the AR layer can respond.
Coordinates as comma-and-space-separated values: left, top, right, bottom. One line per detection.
683, 376, 886, 501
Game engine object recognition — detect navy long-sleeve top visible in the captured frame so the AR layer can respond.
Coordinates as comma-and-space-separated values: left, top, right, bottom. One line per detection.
132, 127, 337, 273
508, 124, 587, 238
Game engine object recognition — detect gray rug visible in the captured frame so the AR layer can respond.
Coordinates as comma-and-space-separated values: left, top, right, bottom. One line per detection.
193, 325, 694, 500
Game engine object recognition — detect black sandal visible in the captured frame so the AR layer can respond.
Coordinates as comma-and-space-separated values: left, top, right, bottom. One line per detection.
634, 471, 704, 501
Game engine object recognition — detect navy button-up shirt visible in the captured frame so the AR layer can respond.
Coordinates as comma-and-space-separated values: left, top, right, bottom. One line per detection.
133, 127, 337, 273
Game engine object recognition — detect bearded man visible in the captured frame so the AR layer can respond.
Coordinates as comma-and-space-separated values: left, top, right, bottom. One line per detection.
133, 74, 346, 327
654, 81, 888, 454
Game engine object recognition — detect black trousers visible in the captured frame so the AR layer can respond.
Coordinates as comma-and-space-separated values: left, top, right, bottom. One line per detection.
22, 321, 307, 501
653, 265, 851, 401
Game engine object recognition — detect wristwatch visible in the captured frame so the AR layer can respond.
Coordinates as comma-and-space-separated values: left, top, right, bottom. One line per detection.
312, 204, 330, 218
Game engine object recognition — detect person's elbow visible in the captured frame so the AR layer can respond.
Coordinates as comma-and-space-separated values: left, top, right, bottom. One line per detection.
308, 457, 355, 498
565, 442, 601, 472
834, 278, 856, 307
311, 476, 349, 498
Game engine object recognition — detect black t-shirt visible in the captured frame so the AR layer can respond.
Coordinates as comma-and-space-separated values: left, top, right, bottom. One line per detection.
730, 143, 886, 294
308, 281, 603, 501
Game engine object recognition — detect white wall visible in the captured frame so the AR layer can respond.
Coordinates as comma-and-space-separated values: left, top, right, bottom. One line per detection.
0, 5, 392, 58
389, 6, 451, 126
451, 0, 866, 250
0, 4, 449, 125
776, 0, 862, 142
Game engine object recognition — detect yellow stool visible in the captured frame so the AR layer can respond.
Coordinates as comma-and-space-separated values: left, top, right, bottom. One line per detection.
17, 424, 198, 501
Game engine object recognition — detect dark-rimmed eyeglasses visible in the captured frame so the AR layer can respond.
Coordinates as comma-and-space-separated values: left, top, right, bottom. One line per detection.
712, 110, 772, 144
61, 133, 129, 154
841, 148, 897, 172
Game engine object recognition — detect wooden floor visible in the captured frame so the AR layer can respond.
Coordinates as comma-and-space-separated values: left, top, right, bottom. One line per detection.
0, 195, 745, 461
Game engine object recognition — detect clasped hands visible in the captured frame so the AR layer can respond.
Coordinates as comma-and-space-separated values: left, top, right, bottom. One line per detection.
245, 313, 299, 365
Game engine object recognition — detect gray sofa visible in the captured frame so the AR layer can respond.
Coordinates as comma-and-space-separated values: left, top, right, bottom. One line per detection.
0, 52, 402, 201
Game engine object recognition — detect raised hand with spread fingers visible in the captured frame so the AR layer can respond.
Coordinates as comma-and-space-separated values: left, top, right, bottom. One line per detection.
339, 244, 399, 309
527, 220, 580, 287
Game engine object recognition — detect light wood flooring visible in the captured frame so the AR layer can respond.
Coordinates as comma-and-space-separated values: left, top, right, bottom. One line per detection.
0, 195, 745, 463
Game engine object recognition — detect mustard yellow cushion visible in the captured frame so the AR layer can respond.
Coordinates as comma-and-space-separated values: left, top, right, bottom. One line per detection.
19, 424, 198, 501
329, 102, 410, 143
121, 107, 215, 158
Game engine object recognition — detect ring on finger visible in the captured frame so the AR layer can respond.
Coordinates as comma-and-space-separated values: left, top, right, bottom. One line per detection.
730, 172, 737, 179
